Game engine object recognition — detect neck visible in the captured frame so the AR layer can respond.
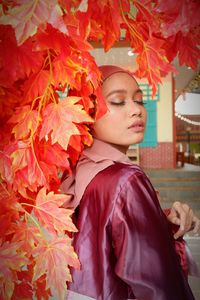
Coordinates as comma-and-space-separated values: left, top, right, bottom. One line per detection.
94, 138, 128, 154
109, 143, 128, 154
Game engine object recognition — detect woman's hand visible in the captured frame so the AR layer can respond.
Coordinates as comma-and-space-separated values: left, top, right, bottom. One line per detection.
167, 201, 200, 239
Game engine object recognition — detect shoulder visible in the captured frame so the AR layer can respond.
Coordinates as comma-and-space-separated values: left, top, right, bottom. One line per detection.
88, 162, 152, 196
95, 162, 147, 184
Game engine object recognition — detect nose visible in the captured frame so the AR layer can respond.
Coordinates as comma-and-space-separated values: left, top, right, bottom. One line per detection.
128, 101, 142, 117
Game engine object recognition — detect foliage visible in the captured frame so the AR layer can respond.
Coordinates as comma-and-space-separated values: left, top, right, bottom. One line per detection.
0, 0, 199, 299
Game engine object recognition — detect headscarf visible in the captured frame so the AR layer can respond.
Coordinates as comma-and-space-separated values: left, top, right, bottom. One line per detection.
99, 65, 136, 82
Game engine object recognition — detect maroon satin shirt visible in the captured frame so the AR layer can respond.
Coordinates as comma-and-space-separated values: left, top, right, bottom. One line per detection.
68, 163, 195, 300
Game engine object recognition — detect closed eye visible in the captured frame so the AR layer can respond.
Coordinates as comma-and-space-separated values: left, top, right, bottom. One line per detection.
133, 100, 147, 106
110, 101, 125, 106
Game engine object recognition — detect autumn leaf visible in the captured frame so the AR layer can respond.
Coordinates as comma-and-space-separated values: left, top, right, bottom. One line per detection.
39, 97, 93, 150
32, 237, 80, 300
177, 31, 200, 69
93, 85, 108, 119
8, 105, 40, 140
36, 140, 70, 172
154, 0, 200, 38
12, 281, 33, 300
134, 37, 177, 96
0, 241, 27, 272
0, 182, 20, 239
0, 241, 28, 300
33, 187, 77, 235
35, 23, 70, 53
0, 142, 18, 186
12, 223, 42, 256
0, 26, 43, 87
0, 0, 67, 45
12, 265, 35, 300
11, 141, 48, 194
34, 274, 52, 300
52, 57, 79, 89
0, 87, 21, 126
22, 70, 50, 105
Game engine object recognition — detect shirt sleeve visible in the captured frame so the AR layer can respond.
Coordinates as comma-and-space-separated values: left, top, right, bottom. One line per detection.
111, 170, 194, 300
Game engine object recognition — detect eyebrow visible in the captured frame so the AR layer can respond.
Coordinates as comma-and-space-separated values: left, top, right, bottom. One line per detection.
106, 88, 143, 98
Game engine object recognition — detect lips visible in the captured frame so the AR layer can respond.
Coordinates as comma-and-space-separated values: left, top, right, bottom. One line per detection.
128, 120, 145, 131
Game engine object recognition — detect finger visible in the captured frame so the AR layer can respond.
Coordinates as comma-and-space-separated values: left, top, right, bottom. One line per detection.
186, 209, 194, 231
182, 208, 194, 232
178, 206, 188, 231
168, 215, 181, 226
174, 228, 185, 239
178, 203, 192, 231
192, 216, 200, 234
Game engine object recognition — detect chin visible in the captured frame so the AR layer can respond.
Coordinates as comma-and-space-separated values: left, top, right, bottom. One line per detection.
126, 136, 144, 146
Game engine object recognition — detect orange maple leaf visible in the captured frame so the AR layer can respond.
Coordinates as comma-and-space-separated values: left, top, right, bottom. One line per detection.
0, 0, 67, 45
39, 96, 93, 150
12, 223, 42, 256
134, 38, 177, 96
32, 237, 80, 300
8, 105, 40, 140
11, 141, 48, 194
0, 241, 28, 300
0, 241, 28, 271
22, 70, 50, 105
33, 187, 77, 235
36, 140, 70, 171
0, 182, 20, 239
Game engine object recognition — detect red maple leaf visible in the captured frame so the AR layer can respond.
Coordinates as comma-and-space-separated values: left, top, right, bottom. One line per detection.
154, 0, 200, 37
35, 24, 70, 53
92, 0, 123, 51
22, 70, 50, 105
0, 0, 67, 45
0, 25, 43, 87
39, 96, 93, 150
32, 237, 80, 300
52, 57, 80, 90
0, 87, 21, 126
134, 37, 177, 96
177, 30, 200, 69
34, 274, 52, 300
13, 265, 35, 300
12, 281, 33, 300
36, 140, 70, 171
33, 187, 77, 235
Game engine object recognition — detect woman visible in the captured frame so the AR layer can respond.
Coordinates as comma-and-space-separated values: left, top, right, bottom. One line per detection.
62, 65, 199, 300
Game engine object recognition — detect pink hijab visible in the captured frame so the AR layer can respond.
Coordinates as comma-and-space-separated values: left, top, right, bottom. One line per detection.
60, 65, 135, 208
60, 138, 133, 208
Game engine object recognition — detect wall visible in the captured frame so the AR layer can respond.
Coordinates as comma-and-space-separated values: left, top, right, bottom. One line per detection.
139, 74, 174, 169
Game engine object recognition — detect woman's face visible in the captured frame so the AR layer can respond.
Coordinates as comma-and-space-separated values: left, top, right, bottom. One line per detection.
93, 72, 147, 152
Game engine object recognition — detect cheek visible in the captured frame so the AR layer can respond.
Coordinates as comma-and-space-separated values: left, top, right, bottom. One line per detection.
93, 111, 120, 137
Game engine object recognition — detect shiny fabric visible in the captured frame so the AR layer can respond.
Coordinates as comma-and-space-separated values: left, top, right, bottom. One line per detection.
68, 163, 195, 300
